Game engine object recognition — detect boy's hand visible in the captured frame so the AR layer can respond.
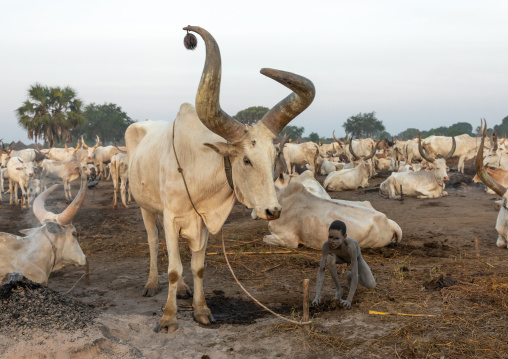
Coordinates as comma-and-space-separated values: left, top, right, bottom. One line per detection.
311, 295, 321, 306
340, 299, 352, 309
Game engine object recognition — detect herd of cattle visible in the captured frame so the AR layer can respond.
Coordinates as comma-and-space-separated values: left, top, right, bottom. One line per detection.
1, 26, 507, 334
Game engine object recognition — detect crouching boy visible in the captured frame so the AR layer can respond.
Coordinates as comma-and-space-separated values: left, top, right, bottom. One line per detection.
312, 220, 376, 309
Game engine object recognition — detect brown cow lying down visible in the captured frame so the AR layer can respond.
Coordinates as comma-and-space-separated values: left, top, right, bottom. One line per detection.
263, 172, 402, 249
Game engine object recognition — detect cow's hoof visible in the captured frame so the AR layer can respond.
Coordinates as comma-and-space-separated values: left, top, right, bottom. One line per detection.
142, 287, 159, 297
193, 313, 215, 325
154, 322, 178, 333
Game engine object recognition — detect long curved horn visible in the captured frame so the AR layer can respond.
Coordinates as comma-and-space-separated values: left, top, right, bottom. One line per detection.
476, 123, 507, 197
115, 143, 127, 153
33, 184, 60, 224
363, 140, 380, 160
333, 130, 341, 144
258, 68, 315, 137
418, 131, 434, 163
57, 168, 87, 226
345, 132, 350, 144
348, 140, 360, 161
72, 140, 81, 155
65, 143, 69, 152
493, 133, 498, 152
81, 136, 89, 149
93, 135, 100, 149
184, 26, 247, 143
442, 135, 456, 160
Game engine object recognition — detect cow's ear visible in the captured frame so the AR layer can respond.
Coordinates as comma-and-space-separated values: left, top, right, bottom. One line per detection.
204, 142, 238, 157
46, 221, 64, 233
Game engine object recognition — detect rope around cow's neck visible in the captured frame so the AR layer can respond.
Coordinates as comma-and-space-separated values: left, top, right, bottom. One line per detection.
221, 228, 312, 326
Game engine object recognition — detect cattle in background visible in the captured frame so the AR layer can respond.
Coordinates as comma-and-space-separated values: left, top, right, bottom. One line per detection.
474, 120, 508, 248
1, 145, 44, 168
6, 157, 37, 209
47, 142, 81, 162
404, 139, 422, 164
263, 172, 402, 249
110, 153, 131, 209
0, 173, 87, 285
40, 160, 91, 200
318, 158, 341, 175
324, 140, 378, 191
319, 141, 340, 157
126, 26, 315, 332
380, 133, 456, 199
422, 133, 488, 173
82, 136, 121, 180
283, 142, 319, 176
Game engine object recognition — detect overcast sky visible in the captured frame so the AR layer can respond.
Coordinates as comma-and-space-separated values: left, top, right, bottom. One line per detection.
1, 0, 507, 143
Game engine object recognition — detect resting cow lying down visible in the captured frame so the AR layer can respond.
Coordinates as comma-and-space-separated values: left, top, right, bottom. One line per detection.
263, 171, 402, 249
0, 172, 88, 285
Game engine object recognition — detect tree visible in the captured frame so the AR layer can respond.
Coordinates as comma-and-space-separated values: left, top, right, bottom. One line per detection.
308, 132, 320, 143
280, 125, 305, 141
493, 116, 508, 137
396, 128, 419, 140
234, 106, 269, 125
342, 112, 385, 139
74, 103, 134, 145
16, 83, 85, 147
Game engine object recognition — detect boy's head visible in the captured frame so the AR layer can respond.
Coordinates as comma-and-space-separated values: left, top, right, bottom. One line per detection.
328, 220, 347, 248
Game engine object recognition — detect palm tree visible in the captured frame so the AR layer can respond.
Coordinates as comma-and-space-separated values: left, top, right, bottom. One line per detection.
16, 83, 85, 147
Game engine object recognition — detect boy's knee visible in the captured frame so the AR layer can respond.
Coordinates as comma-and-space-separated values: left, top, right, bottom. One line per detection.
364, 277, 376, 289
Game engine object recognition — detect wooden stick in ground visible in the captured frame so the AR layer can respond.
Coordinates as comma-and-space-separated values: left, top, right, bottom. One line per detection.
303, 279, 310, 333
400, 185, 403, 202
475, 236, 480, 257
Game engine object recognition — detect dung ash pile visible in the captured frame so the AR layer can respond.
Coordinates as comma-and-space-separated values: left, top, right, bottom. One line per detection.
0, 276, 97, 333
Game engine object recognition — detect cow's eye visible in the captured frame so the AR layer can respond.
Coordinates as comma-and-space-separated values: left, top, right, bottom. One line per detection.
243, 157, 252, 166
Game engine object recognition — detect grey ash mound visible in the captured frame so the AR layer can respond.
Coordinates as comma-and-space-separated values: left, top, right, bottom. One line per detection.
0, 277, 97, 334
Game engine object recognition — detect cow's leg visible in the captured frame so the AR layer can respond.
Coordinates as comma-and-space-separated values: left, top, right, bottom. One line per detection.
112, 177, 118, 209
157, 213, 181, 333
496, 234, 508, 248
141, 209, 160, 297
458, 156, 465, 173
190, 225, 214, 325
120, 179, 128, 208
9, 180, 14, 205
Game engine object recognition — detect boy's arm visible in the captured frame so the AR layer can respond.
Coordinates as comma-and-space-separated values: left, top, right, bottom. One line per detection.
312, 243, 330, 305
341, 241, 359, 309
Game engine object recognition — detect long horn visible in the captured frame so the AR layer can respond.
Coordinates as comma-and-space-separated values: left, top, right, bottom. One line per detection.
476, 122, 507, 197
73, 140, 81, 155
363, 140, 380, 160
57, 168, 87, 226
93, 135, 100, 149
81, 136, 89, 149
65, 143, 69, 152
493, 133, 498, 152
115, 143, 127, 153
184, 26, 247, 143
333, 130, 341, 144
348, 140, 360, 161
442, 135, 456, 160
258, 68, 315, 137
418, 131, 434, 163
33, 184, 60, 224
345, 132, 350, 144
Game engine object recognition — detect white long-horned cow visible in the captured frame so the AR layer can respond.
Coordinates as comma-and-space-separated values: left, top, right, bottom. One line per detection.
422, 133, 488, 173
126, 26, 315, 332
1, 142, 45, 168
283, 141, 319, 176
475, 120, 508, 248
110, 152, 131, 209
40, 159, 91, 200
0, 172, 87, 285
47, 142, 81, 162
264, 171, 402, 249
6, 157, 37, 209
82, 136, 121, 180
379, 132, 456, 199
323, 140, 378, 191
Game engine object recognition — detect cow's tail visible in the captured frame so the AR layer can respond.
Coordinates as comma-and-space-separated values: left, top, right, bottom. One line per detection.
389, 219, 402, 243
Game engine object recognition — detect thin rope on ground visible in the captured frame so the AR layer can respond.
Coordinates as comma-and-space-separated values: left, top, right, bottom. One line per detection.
221, 228, 312, 326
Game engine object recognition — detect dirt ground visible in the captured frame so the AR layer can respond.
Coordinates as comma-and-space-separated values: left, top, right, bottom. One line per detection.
1, 160, 507, 359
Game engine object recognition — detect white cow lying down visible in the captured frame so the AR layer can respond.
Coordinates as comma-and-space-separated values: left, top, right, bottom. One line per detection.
263, 172, 402, 249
